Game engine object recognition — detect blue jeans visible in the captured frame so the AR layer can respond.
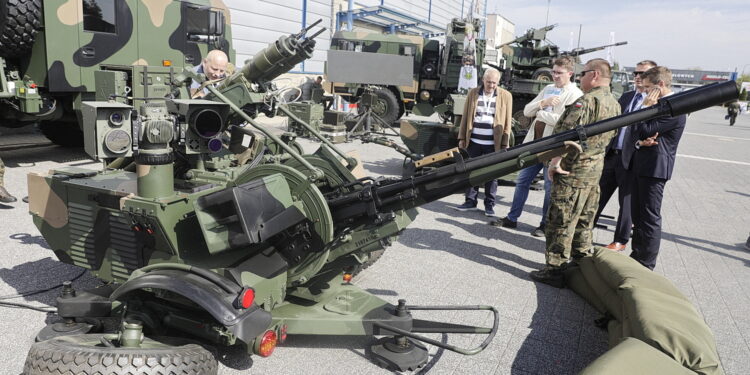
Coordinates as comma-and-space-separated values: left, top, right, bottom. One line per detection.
506, 163, 551, 226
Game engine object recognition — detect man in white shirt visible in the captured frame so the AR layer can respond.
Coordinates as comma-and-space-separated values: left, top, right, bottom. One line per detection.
594, 60, 657, 252
492, 57, 583, 236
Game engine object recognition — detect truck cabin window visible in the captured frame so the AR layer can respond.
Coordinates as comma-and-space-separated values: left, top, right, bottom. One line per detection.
83, 0, 117, 34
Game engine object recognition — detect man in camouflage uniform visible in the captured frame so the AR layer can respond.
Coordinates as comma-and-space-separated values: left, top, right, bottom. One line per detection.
529, 58, 621, 287
0, 158, 17, 203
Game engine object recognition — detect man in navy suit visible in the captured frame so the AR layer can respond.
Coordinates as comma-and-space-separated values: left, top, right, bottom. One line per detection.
594, 60, 657, 252
625, 66, 687, 269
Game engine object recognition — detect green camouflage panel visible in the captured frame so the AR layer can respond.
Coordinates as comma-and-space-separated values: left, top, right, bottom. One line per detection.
552, 86, 621, 187
24, 0, 235, 93
545, 85, 621, 267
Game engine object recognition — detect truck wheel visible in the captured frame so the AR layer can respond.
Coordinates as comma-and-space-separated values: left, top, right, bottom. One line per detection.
512, 110, 532, 133
40, 121, 84, 147
532, 68, 553, 82
23, 334, 218, 375
371, 88, 400, 125
0, 0, 42, 58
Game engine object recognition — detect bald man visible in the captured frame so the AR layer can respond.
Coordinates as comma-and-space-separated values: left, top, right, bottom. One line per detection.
190, 49, 228, 98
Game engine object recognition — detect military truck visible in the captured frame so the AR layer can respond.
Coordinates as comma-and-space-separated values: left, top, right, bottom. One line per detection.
325, 18, 485, 125
0, 0, 233, 146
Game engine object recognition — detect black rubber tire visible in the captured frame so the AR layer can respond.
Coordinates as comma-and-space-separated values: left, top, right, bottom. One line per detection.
0, 0, 42, 58
532, 68, 553, 82
372, 88, 400, 126
353, 249, 385, 277
23, 334, 218, 375
39, 121, 84, 147
512, 110, 532, 132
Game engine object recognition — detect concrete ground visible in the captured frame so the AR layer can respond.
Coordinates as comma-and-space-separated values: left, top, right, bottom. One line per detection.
0, 105, 748, 374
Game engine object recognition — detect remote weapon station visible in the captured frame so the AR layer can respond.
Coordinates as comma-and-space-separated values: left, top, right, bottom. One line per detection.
23, 19, 738, 374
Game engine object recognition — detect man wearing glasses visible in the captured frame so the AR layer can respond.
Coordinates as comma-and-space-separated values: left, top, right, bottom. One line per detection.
594, 60, 658, 252
491, 57, 583, 237
530, 59, 621, 287
627, 66, 686, 270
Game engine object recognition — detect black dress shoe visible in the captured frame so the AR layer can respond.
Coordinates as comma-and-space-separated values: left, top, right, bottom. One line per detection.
0, 186, 17, 203
22, 196, 29, 203
529, 267, 565, 288
489, 216, 517, 228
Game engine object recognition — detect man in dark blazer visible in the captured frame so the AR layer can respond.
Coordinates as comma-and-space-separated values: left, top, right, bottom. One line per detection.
595, 60, 657, 252
625, 66, 687, 269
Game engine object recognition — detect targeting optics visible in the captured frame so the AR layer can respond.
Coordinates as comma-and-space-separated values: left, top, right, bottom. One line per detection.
81, 102, 134, 160
166, 99, 231, 154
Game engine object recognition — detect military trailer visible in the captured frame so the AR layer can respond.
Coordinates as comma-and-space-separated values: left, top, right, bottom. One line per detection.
0, 0, 233, 146
325, 18, 485, 125
22, 19, 738, 371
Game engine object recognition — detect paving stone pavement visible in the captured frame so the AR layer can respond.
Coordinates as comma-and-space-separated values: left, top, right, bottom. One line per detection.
0, 106, 747, 374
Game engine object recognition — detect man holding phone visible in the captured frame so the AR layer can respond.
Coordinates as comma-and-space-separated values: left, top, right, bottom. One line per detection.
594, 60, 657, 252
625, 66, 686, 269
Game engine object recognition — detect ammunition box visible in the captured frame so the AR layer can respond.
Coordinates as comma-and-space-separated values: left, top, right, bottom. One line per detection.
285, 102, 323, 137
323, 110, 346, 125
320, 124, 347, 144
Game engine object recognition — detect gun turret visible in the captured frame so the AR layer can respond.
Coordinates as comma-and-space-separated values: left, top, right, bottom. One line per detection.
226, 20, 326, 87
328, 81, 738, 224
496, 24, 556, 49
564, 41, 628, 57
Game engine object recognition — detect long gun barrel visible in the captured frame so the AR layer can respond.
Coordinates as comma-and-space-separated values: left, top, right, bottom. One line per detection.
234, 20, 326, 85
328, 81, 738, 223
565, 41, 628, 57
496, 24, 557, 49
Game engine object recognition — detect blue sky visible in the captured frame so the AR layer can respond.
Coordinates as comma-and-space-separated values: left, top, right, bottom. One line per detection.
488, 0, 750, 73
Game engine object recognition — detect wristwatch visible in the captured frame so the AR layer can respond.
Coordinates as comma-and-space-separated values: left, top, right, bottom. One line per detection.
634, 140, 641, 150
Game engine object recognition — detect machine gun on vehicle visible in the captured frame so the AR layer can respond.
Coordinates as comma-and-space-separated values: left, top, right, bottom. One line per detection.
23, 16, 738, 372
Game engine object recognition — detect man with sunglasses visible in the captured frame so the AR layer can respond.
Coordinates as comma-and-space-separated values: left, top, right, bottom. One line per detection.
491, 57, 582, 236
594, 60, 658, 252
530, 58, 621, 287
626, 66, 686, 270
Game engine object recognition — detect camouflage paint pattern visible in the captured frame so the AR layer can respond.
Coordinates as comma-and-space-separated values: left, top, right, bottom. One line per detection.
3, 0, 235, 128
545, 86, 621, 267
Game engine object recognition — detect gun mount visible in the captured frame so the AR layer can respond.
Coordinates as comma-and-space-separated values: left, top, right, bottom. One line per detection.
26, 37, 738, 371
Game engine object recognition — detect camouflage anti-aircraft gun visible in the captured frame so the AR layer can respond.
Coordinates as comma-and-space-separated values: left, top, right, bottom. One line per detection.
0, 0, 232, 146
496, 24, 627, 82
495, 24, 628, 132
23, 21, 738, 372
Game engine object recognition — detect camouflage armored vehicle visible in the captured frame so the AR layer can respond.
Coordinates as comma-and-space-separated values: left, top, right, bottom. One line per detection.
22, 18, 738, 370
496, 24, 627, 131
0, 0, 233, 146
325, 17, 485, 125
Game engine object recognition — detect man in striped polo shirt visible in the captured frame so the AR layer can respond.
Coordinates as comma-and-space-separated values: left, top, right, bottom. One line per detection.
455, 68, 513, 217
